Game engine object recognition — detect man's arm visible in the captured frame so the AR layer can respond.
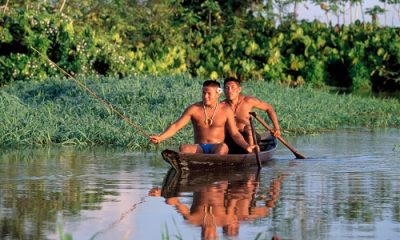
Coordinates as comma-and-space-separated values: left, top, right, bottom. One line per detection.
150, 106, 192, 144
226, 108, 257, 153
166, 198, 190, 218
250, 97, 281, 137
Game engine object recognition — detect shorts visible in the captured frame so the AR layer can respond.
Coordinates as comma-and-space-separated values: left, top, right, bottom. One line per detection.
199, 143, 216, 154
224, 130, 272, 154
224, 130, 257, 154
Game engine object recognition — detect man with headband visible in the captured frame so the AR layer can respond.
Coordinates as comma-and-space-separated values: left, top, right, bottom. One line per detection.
222, 77, 281, 154
150, 80, 257, 154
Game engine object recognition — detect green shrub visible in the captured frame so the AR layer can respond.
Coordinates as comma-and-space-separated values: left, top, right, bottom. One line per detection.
0, 3, 399, 95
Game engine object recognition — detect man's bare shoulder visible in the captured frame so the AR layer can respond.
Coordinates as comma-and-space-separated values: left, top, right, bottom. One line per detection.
183, 102, 203, 113
243, 95, 266, 105
187, 101, 203, 108
220, 100, 229, 106
219, 102, 233, 111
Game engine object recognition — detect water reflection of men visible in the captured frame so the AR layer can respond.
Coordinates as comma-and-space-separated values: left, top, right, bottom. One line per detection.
150, 172, 283, 240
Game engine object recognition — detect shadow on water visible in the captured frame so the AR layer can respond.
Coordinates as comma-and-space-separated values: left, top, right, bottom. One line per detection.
150, 168, 284, 240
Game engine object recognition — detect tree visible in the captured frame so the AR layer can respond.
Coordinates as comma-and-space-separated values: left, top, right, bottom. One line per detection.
365, 5, 386, 24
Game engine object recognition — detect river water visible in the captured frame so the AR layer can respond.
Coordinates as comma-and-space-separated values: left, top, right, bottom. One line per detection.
0, 129, 399, 240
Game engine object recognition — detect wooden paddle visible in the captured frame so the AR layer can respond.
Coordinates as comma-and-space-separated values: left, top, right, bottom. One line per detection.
249, 115, 262, 169
249, 112, 306, 159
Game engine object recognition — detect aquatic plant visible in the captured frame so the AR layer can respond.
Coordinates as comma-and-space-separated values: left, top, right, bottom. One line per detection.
57, 216, 73, 240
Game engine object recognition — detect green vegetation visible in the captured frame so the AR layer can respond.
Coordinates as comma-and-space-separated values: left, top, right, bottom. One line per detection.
0, 1, 399, 94
1, 75, 399, 148
1, 1, 399, 147
57, 220, 73, 240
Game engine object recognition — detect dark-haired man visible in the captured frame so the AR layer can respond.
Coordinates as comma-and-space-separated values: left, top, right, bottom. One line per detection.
222, 77, 281, 154
150, 80, 257, 154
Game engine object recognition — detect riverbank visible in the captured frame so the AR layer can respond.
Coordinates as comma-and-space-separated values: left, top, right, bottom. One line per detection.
1, 75, 399, 148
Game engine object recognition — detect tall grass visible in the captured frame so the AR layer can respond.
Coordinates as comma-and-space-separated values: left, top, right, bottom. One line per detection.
1, 75, 399, 148
247, 81, 400, 134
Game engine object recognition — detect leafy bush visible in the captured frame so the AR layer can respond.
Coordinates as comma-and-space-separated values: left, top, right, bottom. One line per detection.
0, 2, 399, 95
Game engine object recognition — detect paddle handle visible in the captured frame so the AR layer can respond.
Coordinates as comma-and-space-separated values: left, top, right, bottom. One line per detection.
249, 115, 262, 169
250, 112, 306, 159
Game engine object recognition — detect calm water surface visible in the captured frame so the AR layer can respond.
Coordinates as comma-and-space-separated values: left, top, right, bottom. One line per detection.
0, 129, 399, 240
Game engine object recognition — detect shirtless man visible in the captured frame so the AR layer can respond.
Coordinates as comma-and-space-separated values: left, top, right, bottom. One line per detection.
150, 80, 257, 154
222, 77, 281, 154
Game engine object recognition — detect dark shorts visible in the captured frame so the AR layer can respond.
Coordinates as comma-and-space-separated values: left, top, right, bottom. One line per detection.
199, 143, 216, 154
224, 131, 259, 154
225, 131, 276, 154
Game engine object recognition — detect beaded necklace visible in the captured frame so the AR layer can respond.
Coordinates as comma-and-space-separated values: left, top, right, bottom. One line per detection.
203, 102, 218, 126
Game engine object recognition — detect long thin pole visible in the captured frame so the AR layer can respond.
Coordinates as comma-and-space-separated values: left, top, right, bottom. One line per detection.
31, 47, 151, 139
250, 112, 306, 159
249, 115, 262, 169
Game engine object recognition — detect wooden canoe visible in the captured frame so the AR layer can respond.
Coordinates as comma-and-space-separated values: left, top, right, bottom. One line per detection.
161, 137, 277, 172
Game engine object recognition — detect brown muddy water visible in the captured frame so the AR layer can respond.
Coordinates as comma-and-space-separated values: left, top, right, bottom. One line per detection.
0, 129, 399, 240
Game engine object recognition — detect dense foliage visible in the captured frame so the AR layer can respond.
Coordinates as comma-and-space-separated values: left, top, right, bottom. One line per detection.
1, 75, 399, 148
0, 1, 399, 94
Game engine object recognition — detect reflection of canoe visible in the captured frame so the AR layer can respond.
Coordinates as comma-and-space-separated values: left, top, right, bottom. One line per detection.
161, 137, 277, 171
159, 167, 284, 238
161, 167, 261, 198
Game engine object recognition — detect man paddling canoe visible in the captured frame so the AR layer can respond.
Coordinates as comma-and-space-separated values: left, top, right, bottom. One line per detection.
222, 77, 281, 154
150, 80, 257, 154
